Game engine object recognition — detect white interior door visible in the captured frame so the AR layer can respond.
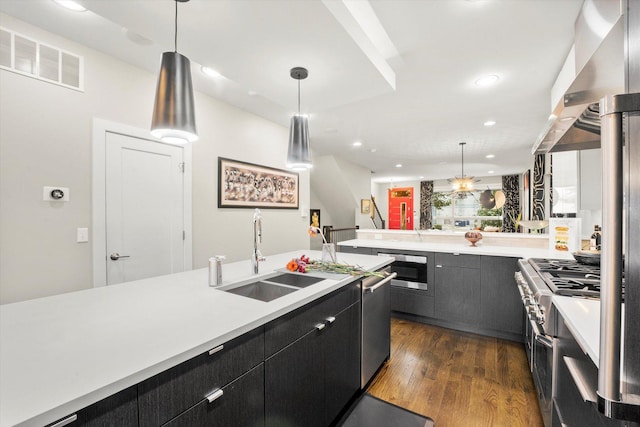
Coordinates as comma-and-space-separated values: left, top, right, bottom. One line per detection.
105, 132, 185, 285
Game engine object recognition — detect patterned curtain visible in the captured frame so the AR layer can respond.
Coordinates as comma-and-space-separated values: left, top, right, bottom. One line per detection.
532, 154, 546, 220
419, 180, 434, 230
502, 174, 520, 232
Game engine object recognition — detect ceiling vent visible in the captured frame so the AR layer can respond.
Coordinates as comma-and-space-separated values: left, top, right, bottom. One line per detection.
0, 26, 84, 91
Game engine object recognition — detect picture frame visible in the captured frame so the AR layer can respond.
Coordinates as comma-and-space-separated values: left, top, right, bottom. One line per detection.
361, 198, 371, 214
310, 209, 321, 228
218, 157, 299, 209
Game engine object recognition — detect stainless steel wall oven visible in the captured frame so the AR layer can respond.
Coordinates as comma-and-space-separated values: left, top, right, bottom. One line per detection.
377, 252, 428, 291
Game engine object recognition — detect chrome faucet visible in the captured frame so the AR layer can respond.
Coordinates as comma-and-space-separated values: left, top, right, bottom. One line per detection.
252, 208, 266, 274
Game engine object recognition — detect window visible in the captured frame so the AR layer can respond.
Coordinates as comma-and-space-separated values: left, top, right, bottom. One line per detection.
432, 190, 503, 231
0, 26, 84, 91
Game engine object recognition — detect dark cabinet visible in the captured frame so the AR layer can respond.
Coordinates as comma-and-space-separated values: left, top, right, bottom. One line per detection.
265, 324, 324, 427
434, 253, 481, 324
391, 286, 434, 317
480, 256, 522, 336
163, 364, 264, 427
138, 327, 264, 426
265, 286, 361, 427
324, 302, 361, 423
45, 386, 138, 427
339, 245, 373, 255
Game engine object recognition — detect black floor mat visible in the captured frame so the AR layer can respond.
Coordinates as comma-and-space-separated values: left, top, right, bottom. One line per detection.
337, 393, 435, 427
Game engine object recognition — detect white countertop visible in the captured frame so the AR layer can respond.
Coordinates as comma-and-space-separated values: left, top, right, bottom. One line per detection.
553, 296, 602, 366
0, 250, 392, 427
338, 238, 575, 260
553, 296, 625, 369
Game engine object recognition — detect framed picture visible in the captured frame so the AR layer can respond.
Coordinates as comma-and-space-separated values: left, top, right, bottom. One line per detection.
218, 157, 299, 209
310, 209, 321, 228
361, 199, 371, 214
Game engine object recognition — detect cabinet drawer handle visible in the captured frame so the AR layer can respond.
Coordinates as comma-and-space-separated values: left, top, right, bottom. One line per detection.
206, 388, 224, 403
326, 316, 336, 324
50, 414, 78, 427
315, 323, 326, 331
208, 345, 224, 356
436, 265, 443, 268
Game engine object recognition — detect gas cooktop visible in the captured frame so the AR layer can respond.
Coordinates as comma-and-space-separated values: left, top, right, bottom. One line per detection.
527, 258, 622, 299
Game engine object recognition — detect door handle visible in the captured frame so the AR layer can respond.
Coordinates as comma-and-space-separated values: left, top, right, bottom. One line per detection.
110, 253, 131, 261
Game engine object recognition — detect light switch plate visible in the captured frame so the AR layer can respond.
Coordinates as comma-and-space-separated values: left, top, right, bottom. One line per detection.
77, 228, 89, 243
43, 186, 70, 202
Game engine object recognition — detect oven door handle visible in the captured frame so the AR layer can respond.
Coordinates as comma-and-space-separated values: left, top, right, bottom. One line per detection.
530, 319, 554, 349
535, 333, 554, 349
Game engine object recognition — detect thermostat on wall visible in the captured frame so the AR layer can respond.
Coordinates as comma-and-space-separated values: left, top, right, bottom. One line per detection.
43, 186, 70, 202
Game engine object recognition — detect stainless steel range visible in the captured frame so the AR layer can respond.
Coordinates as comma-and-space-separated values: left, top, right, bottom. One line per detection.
514, 257, 615, 427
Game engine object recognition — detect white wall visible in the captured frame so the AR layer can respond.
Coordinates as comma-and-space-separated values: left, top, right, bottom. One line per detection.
578, 149, 602, 238
0, 14, 310, 304
333, 157, 372, 228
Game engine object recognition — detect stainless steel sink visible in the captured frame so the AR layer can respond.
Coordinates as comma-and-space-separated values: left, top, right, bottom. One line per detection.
223, 281, 299, 302
265, 273, 325, 288
219, 272, 326, 302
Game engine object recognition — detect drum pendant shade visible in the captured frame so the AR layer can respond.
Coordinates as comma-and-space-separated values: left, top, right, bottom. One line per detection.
150, 0, 197, 145
151, 51, 197, 144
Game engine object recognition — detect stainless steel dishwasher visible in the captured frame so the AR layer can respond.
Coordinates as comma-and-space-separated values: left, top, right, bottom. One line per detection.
361, 268, 396, 388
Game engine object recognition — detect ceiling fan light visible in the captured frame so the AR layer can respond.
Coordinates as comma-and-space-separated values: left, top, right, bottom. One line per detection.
151, 52, 198, 144
287, 114, 311, 170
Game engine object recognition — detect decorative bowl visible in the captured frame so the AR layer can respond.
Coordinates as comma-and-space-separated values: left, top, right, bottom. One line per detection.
465, 231, 483, 247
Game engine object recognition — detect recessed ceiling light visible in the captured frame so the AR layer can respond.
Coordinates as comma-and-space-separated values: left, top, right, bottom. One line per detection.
474, 74, 499, 87
122, 28, 153, 46
484, 120, 496, 127
201, 66, 222, 78
485, 154, 495, 159
395, 164, 402, 168
488, 170, 495, 174
352, 141, 363, 147
419, 176, 424, 179
52, 0, 87, 11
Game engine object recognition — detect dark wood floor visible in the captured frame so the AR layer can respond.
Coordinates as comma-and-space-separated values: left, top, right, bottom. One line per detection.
367, 318, 543, 427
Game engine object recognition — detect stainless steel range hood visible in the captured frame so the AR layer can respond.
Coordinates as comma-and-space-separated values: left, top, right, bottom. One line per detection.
532, 3, 625, 154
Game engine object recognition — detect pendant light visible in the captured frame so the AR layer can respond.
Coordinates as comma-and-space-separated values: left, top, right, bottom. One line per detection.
448, 142, 476, 197
151, 0, 197, 145
287, 67, 312, 170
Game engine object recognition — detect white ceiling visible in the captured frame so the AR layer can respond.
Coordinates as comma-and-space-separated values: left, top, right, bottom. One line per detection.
0, 0, 584, 183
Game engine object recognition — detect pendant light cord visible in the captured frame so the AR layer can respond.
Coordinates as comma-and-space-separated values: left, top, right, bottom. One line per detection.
174, 0, 178, 52
297, 79, 301, 115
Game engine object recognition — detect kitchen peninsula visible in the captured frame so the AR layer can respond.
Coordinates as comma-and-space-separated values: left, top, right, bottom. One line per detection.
0, 251, 392, 427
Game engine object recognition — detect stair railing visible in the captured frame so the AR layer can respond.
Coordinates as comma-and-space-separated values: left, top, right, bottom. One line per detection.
322, 225, 359, 244
370, 196, 385, 229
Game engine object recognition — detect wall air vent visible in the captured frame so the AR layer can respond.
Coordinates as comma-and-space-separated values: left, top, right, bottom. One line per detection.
0, 26, 84, 91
